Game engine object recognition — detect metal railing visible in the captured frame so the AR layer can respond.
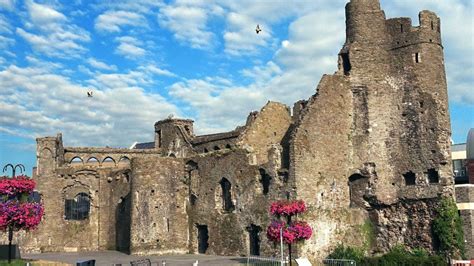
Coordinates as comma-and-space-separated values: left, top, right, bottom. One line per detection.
246, 255, 288, 266
322, 259, 356, 266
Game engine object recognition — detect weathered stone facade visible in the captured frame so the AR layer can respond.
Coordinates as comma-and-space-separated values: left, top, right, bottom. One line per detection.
1, 0, 456, 263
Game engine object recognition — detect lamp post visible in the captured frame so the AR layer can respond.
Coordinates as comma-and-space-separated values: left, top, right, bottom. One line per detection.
2, 163, 25, 263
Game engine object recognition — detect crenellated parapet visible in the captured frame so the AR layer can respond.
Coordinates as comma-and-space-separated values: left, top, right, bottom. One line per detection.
386, 11, 442, 51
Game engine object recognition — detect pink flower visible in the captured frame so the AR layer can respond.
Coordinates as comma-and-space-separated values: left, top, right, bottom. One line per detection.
0, 175, 36, 196
269, 200, 306, 216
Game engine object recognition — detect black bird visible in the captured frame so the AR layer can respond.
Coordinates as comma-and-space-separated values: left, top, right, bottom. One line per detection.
255, 24, 262, 34
87, 91, 93, 97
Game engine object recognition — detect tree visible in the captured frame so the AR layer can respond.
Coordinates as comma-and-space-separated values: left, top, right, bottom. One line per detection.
266, 200, 312, 265
0, 175, 44, 263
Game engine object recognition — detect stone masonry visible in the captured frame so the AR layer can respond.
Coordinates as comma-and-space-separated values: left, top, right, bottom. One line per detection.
1, 0, 457, 263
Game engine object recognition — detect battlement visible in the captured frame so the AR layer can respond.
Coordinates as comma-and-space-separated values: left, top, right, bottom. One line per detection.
386, 11, 441, 50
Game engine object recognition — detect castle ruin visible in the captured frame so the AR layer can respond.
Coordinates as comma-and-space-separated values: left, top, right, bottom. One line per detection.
4, 0, 458, 262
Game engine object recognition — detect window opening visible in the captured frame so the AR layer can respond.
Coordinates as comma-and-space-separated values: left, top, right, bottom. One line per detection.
403, 171, 416, 186
348, 174, 369, 208
259, 168, 272, 195
65, 192, 90, 220
427, 168, 439, 183
341, 53, 351, 75
220, 178, 235, 212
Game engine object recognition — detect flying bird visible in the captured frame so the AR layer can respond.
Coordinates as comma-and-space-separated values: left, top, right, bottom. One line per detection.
87, 91, 93, 97
255, 24, 262, 34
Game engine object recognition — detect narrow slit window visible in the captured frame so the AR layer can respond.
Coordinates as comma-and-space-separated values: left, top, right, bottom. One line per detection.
400, 24, 403, 33
341, 53, 351, 75
415, 53, 420, 63
431, 21, 434, 30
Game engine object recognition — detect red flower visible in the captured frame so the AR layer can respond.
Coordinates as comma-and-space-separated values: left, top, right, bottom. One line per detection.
0, 175, 36, 196
269, 200, 306, 216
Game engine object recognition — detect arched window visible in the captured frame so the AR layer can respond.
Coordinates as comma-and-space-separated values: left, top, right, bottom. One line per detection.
70, 157, 83, 164
102, 157, 116, 166
118, 156, 130, 165
65, 192, 90, 220
86, 157, 99, 165
220, 178, 234, 212
259, 168, 272, 195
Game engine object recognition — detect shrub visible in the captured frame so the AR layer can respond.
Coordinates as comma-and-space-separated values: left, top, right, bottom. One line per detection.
433, 196, 466, 259
327, 245, 446, 266
326, 245, 365, 263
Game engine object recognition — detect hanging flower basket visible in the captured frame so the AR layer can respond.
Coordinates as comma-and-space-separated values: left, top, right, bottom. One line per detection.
0, 201, 44, 231
269, 200, 307, 216
266, 220, 313, 244
0, 175, 36, 197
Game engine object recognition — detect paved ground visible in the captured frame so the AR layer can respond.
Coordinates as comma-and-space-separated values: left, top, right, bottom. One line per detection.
23, 251, 248, 266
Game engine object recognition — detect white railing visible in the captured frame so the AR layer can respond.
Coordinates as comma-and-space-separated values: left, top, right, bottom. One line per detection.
246, 255, 288, 266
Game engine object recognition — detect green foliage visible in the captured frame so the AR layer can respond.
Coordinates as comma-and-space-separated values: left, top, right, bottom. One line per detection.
0, 260, 28, 266
433, 196, 466, 259
327, 245, 446, 266
360, 219, 376, 249
326, 245, 365, 263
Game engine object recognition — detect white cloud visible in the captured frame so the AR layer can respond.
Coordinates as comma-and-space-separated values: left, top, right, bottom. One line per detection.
115, 36, 146, 58
158, 4, 215, 49
95, 10, 147, 33
139, 64, 177, 78
87, 58, 117, 71
0, 65, 178, 147
0, 0, 15, 11
0, 14, 12, 33
17, 1, 90, 58
26, 0, 65, 24
223, 13, 272, 55
0, 35, 14, 49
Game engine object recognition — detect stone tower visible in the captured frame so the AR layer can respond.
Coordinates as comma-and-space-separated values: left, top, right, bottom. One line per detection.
290, 0, 453, 259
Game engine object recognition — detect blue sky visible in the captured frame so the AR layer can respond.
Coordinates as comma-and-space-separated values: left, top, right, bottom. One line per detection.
0, 0, 473, 176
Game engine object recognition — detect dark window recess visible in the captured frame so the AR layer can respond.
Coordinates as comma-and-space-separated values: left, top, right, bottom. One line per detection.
157, 130, 162, 148
259, 168, 272, 195
348, 174, 369, 208
400, 24, 404, 33
415, 53, 420, 63
341, 53, 351, 75
427, 168, 439, 183
225, 144, 232, 149
197, 224, 209, 254
220, 178, 235, 212
431, 21, 434, 30
190, 194, 197, 206
28, 191, 41, 203
214, 146, 220, 151
403, 171, 416, 186
247, 224, 262, 256
65, 193, 90, 220
204, 148, 209, 153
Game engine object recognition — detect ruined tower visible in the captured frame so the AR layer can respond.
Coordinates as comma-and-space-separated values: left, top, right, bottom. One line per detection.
291, 0, 453, 259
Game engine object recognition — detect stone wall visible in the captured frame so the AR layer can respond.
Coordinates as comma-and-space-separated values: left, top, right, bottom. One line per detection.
129, 157, 188, 255
185, 149, 292, 257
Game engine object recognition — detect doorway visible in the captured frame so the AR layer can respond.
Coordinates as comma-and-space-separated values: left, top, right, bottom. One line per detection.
196, 224, 209, 254
247, 224, 261, 256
